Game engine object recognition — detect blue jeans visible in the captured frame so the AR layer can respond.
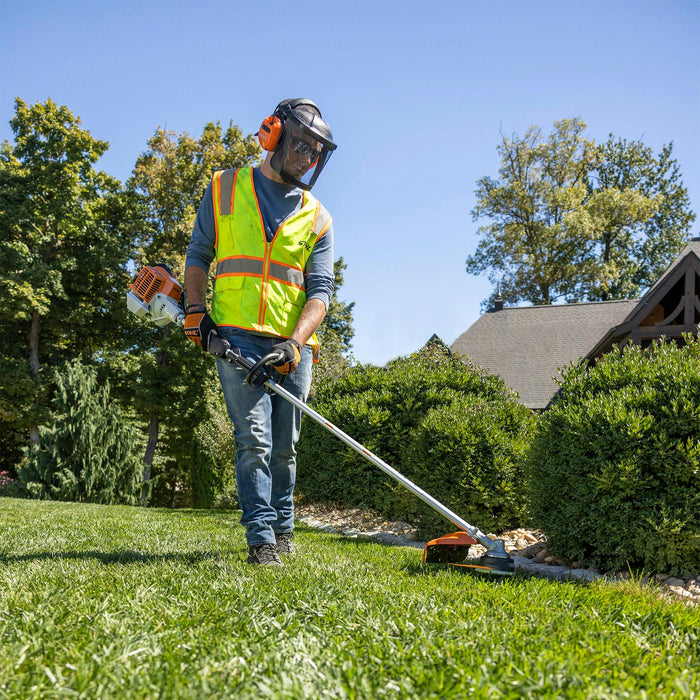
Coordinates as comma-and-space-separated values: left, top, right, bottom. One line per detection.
216, 329, 313, 547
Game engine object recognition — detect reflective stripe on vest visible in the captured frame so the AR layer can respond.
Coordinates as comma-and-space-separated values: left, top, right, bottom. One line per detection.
210, 167, 331, 344
215, 257, 305, 289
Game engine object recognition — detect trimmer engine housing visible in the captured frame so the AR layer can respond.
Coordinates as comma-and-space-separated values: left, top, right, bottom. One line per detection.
126, 264, 185, 327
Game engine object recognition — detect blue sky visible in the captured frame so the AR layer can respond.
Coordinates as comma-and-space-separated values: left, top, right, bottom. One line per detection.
2, 0, 698, 365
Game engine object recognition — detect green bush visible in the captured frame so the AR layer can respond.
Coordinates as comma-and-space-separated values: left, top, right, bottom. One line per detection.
528, 337, 700, 577
408, 395, 535, 538
18, 359, 144, 505
190, 386, 237, 509
297, 345, 536, 539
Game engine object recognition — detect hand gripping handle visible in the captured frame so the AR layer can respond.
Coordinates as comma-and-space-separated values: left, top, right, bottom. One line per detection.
207, 337, 283, 390
245, 351, 284, 388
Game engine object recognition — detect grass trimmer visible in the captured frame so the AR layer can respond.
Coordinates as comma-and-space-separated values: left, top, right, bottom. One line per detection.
127, 264, 516, 576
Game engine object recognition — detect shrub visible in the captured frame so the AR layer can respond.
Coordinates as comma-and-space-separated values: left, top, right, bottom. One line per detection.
190, 386, 237, 509
408, 395, 535, 538
297, 345, 536, 539
528, 337, 700, 577
0, 470, 17, 497
18, 359, 144, 505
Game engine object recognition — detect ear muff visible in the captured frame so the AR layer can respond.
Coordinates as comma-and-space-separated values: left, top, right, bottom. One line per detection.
258, 115, 283, 151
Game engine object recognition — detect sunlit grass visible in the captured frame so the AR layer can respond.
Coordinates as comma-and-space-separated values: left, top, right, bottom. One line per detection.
1, 498, 698, 698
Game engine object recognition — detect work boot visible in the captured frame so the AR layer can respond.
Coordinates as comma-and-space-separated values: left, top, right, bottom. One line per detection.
247, 543, 283, 567
275, 531, 295, 555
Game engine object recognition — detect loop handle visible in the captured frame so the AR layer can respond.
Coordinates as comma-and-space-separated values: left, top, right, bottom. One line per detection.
245, 351, 284, 388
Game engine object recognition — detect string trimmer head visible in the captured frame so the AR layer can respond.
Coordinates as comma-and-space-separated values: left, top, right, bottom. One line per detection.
424, 531, 515, 576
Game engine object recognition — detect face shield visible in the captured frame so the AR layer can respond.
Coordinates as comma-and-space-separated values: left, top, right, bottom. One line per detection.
271, 109, 337, 191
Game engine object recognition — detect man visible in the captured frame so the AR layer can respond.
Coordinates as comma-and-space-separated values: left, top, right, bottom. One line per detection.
184, 98, 337, 566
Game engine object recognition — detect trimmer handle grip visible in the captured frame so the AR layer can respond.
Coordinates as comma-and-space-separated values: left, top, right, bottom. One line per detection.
207, 338, 282, 389
245, 351, 284, 388
207, 334, 234, 359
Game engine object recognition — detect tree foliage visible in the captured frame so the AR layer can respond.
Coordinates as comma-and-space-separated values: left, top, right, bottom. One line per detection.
589, 136, 696, 299
0, 97, 356, 509
122, 121, 261, 505
190, 382, 237, 509
18, 358, 144, 504
129, 121, 262, 262
466, 118, 696, 308
0, 98, 136, 462
314, 257, 355, 382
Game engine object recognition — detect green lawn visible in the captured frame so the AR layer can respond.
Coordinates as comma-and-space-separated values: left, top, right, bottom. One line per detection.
1, 498, 698, 699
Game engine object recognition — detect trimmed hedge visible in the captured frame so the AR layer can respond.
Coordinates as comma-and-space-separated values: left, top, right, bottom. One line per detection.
528, 336, 700, 577
407, 395, 535, 538
297, 345, 536, 540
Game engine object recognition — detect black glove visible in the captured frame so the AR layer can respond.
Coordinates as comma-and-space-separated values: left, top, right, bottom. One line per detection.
184, 304, 219, 352
270, 339, 302, 374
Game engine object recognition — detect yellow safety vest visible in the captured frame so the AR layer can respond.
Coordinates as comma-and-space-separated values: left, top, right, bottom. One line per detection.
210, 167, 331, 353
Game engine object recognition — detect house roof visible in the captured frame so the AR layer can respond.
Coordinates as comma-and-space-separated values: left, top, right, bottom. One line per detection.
451, 299, 639, 410
636, 238, 700, 305
451, 238, 700, 410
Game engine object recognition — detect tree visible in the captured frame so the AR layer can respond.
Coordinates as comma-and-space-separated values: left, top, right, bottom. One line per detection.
130, 121, 261, 261
467, 118, 601, 307
124, 122, 261, 505
466, 118, 696, 308
0, 98, 136, 461
314, 257, 355, 381
586, 136, 696, 300
18, 358, 143, 505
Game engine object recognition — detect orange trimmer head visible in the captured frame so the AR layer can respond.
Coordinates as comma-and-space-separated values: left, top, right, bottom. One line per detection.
424, 531, 515, 576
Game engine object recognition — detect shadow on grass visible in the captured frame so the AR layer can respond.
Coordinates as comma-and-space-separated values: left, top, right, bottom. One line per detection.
0, 549, 238, 566
402, 560, 532, 582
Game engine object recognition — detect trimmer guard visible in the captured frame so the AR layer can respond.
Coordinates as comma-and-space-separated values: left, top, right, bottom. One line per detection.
423, 531, 478, 564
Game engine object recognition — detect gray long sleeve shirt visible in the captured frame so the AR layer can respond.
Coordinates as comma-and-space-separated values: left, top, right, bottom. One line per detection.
185, 168, 334, 309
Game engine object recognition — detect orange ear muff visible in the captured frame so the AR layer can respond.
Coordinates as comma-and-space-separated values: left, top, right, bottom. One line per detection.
258, 115, 283, 151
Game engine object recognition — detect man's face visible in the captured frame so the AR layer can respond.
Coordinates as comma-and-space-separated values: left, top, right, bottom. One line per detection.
268, 112, 334, 190
286, 133, 322, 178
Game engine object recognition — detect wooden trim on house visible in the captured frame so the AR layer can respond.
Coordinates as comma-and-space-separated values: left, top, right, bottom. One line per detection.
587, 247, 700, 360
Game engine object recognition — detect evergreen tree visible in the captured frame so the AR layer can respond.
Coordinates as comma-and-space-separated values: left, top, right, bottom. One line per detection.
314, 257, 356, 381
19, 358, 144, 504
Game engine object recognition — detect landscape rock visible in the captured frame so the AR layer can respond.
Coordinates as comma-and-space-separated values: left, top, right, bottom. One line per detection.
663, 577, 686, 588
668, 586, 695, 600
534, 549, 550, 563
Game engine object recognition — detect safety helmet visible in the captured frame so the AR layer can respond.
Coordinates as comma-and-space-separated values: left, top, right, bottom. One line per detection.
258, 98, 337, 190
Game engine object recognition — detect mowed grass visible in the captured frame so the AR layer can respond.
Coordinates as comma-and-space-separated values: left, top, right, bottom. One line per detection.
0, 498, 698, 699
